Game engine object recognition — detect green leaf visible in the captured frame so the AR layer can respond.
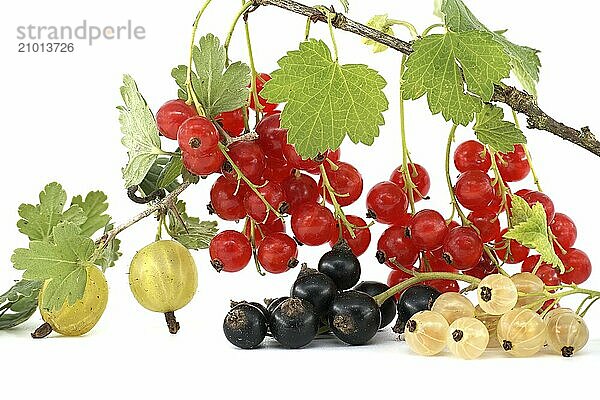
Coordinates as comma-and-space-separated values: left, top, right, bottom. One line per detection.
363, 14, 394, 53
94, 225, 122, 272
17, 182, 86, 242
167, 201, 218, 250
11, 222, 95, 311
474, 104, 526, 153
139, 157, 181, 196
505, 201, 564, 271
509, 195, 533, 226
71, 191, 111, 237
402, 31, 510, 126
158, 156, 184, 189
261, 39, 388, 158
118, 74, 163, 188
440, 0, 541, 97
0, 280, 42, 330
172, 65, 189, 100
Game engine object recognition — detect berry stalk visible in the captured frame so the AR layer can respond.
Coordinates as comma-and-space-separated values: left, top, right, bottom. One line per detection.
444, 124, 468, 224
318, 163, 355, 239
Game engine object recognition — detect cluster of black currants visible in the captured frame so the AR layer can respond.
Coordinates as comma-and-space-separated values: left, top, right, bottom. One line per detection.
223, 241, 397, 349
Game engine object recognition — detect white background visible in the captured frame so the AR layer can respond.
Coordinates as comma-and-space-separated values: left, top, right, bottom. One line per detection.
1, 1, 599, 399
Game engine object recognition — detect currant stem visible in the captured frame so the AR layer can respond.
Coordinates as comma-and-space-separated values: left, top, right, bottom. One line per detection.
224, 1, 254, 64
316, 6, 339, 62
399, 54, 417, 214
489, 150, 513, 224
243, 7, 263, 123
304, 17, 312, 40
318, 163, 355, 239
421, 23, 445, 36
247, 218, 266, 276
387, 20, 419, 40
185, 0, 213, 114
512, 110, 543, 192
445, 124, 468, 224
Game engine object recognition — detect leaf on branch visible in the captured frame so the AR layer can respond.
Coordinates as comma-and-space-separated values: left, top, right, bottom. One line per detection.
17, 182, 86, 242
172, 65, 189, 100
439, 0, 541, 97
402, 31, 510, 126
118, 74, 164, 188
11, 222, 95, 311
167, 201, 218, 250
0, 279, 42, 330
139, 157, 182, 196
94, 224, 122, 272
505, 197, 564, 271
261, 39, 388, 158
71, 191, 111, 237
474, 104, 526, 153
158, 155, 184, 189
363, 14, 394, 53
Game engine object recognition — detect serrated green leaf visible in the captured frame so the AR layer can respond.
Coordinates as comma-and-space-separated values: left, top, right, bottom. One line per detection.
509, 195, 532, 226
17, 182, 86, 242
0, 280, 41, 330
158, 156, 184, 189
262, 39, 388, 158
172, 65, 189, 100
94, 225, 121, 271
11, 222, 94, 311
167, 201, 218, 250
71, 191, 111, 237
505, 201, 564, 271
474, 104, 526, 153
119, 74, 163, 188
402, 31, 510, 126
440, 0, 541, 97
363, 14, 394, 53
139, 157, 181, 196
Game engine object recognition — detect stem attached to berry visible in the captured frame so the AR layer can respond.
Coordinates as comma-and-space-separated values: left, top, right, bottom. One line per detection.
511, 110, 543, 192
243, 6, 263, 123
318, 163, 356, 239
315, 6, 340, 62
224, 1, 254, 64
444, 124, 468, 224
399, 54, 418, 214
246, 218, 266, 276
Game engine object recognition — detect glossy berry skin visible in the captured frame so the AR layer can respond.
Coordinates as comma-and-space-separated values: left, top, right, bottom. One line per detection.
318, 242, 361, 290
389, 163, 431, 202
559, 248, 592, 285
209, 230, 252, 272
467, 209, 501, 242
209, 176, 246, 221
550, 213, 577, 250
495, 228, 530, 264
465, 253, 498, 279
243, 182, 286, 223
269, 298, 318, 349
283, 144, 326, 171
546, 311, 589, 357
394, 285, 441, 334
424, 279, 460, 294
222, 142, 266, 184
249, 73, 278, 113
432, 292, 475, 325
182, 150, 224, 176
291, 270, 337, 315
243, 218, 285, 247
405, 310, 449, 356
257, 233, 298, 274
511, 272, 545, 308
283, 173, 319, 214
366, 181, 409, 225
329, 215, 371, 257
320, 162, 363, 207
406, 209, 449, 251
497, 308, 546, 357
453, 140, 491, 173
266, 296, 289, 315
536, 265, 560, 287
215, 108, 245, 136
454, 170, 495, 211
328, 290, 381, 345
256, 113, 287, 159
177, 116, 220, 156
354, 281, 397, 329
447, 317, 489, 360
262, 157, 293, 183
387, 268, 415, 300
376, 225, 419, 268
522, 191, 555, 222
291, 203, 336, 246
223, 303, 267, 349
156, 99, 197, 140
442, 227, 484, 270
477, 274, 518, 315
496, 145, 530, 182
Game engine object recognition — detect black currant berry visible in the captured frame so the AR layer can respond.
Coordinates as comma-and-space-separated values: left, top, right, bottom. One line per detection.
354, 281, 397, 329
328, 290, 381, 345
318, 241, 361, 290
265, 296, 289, 315
231, 300, 269, 319
393, 285, 441, 334
269, 298, 318, 349
223, 303, 268, 349
291, 266, 337, 315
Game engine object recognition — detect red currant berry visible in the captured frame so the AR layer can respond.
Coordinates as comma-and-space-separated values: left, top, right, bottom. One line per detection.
249, 73, 278, 113
522, 191, 555, 222
464, 253, 498, 279
467, 209, 501, 242
306, 149, 341, 174
521, 255, 542, 273
487, 183, 513, 215
215, 108, 245, 136
366, 181, 409, 225
387, 268, 415, 299
424, 279, 459, 293
376, 225, 419, 268
496, 145, 530, 182
494, 228, 530, 264
453, 140, 491, 173
257, 233, 299, 274
550, 213, 577, 250
389, 163, 431, 202
421, 252, 458, 274
406, 209, 449, 251
320, 162, 363, 207
156, 99, 197, 140
262, 157, 293, 183
291, 203, 336, 246
243, 218, 286, 247
243, 182, 287, 223
514, 189, 532, 197
328, 215, 371, 257
283, 172, 319, 214
256, 113, 287, 159
209, 230, 252, 272
442, 227, 484, 270
221, 141, 266, 184
454, 170, 495, 211
559, 248, 592, 284
283, 144, 327, 171
209, 176, 246, 221
182, 149, 224, 176
177, 116, 220, 156
536, 264, 560, 287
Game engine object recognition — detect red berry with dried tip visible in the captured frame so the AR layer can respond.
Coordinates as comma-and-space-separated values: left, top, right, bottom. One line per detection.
156, 99, 197, 140
389, 163, 431, 202
210, 230, 252, 272
366, 181, 409, 225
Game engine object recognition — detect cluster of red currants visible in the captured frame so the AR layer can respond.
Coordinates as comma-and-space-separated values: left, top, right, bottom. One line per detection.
369, 140, 592, 308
